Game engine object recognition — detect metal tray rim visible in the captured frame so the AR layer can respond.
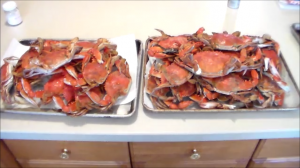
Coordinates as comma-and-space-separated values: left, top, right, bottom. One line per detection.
291, 23, 300, 44
142, 38, 300, 113
0, 38, 143, 118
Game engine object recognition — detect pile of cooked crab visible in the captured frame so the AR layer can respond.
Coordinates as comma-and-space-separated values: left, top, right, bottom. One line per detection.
0, 37, 132, 116
145, 27, 290, 110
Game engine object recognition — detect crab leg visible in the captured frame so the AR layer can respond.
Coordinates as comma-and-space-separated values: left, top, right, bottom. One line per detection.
202, 88, 219, 100
148, 46, 175, 59
240, 47, 262, 64
190, 94, 208, 107
53, 96, 77, 113
149, 96, 162, 109
85, 87, 112, 107
178, 42, 194, 58
174, 55, 200, 75
146, 76, 172, 100
88, 48, 103, 64
254, 92, 275, 108
251, 47, 262, 62
149, 63, 162, 78
104, 60, 132, 104
63, 71, 86, 87
64, 64, 78, 79
239, 69, 259, 90
30, 37, 44, 54
151, 87, 174, 101
254, 89, 265, 104
163, 100, 194, 109
114, 57, 131, 78
274, 93, 284, 106
43, 40, 70, 50
20, 78, 44, 98
268, 61, 290, 92
16, 82, 39, 107
149, 96, 171, 109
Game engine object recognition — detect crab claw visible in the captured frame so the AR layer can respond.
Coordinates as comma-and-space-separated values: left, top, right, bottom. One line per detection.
232, 31, 241, 37
149, 63, 162, 78
240, 70, 259, 90
86, 86, 112, 107
178, 42, 194, 58
88, 48, 103, 64
196, 27, 205, 36
247, 47, 262, 62
53, 96, 77, 113
16, 82, 39, 107
254, 92, 275, 108
148, 46, 175, 59
149, 96, 167, 109
64, 64, 78, 80
155, 29, 170, 39
202, 88, 219, 100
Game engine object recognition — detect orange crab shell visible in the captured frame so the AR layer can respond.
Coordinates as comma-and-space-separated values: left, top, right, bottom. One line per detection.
162, 63, 192, 86
193, 51, 238, 77
82, 62, 108, 86
86, 86, 112, 107
210, 33, 250, 47
202, 70, 259, 94
158, 35, 189, 49
104, 71, 132, 101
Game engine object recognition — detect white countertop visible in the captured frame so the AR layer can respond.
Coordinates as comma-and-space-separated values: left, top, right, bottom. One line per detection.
1, 1, 299, 142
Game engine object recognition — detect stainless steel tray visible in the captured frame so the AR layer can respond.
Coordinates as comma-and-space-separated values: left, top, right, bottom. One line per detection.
291, 23, 300, 44
142, 38, 300, 113
0, 39, 143, 118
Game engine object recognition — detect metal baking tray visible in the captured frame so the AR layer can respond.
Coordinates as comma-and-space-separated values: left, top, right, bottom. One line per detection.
291, 23, 300, 44
142, 38, 300, 113
0, 39, 143, 118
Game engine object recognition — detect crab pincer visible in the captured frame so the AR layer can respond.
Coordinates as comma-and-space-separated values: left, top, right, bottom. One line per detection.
148, 46, 176, 59
86, 86, 112, 107
53, 96, 77, 113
